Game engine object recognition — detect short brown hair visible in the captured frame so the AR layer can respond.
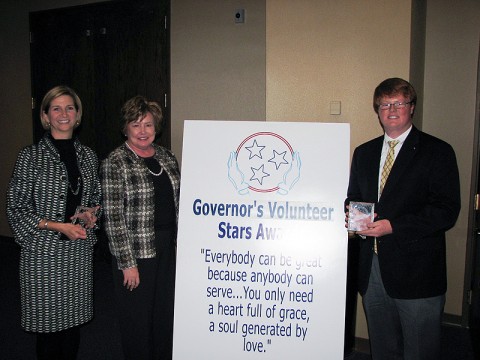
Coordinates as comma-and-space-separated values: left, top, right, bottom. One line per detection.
373, 78, 417, 114
40, 85, 82, 129
121, 95, 163, 134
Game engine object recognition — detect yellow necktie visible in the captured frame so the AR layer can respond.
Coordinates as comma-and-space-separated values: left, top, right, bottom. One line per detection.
375, 140, 399, 255
380, 140, 399, 195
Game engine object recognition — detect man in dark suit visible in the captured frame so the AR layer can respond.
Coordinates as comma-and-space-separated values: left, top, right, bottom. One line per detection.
345, 78, 461, 360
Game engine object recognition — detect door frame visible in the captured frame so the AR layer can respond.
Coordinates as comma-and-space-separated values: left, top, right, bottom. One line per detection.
463, 39, 480, 330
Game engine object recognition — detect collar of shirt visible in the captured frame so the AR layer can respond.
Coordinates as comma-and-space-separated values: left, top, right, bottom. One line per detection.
382, 125, 412, 160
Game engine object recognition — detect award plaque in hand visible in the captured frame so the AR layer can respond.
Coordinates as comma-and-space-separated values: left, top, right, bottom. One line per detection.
348, 201, 374, 232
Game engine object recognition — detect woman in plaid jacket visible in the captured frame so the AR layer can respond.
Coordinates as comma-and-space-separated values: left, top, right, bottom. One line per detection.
6, 86, 101, 359
100, 96, 180, 360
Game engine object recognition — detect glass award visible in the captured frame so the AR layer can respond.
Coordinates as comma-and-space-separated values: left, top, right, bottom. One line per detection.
348, 201, 374, 232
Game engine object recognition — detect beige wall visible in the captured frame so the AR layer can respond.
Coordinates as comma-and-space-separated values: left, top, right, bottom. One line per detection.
266, 0, 411, 151
170, 0, 266, 161
422, 0, 480, 317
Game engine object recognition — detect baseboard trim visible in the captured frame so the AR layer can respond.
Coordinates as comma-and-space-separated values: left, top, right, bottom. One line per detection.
442, 313, 463, 327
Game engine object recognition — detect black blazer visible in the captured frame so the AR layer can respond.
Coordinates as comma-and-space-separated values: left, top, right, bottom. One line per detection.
346, 126, 460, 299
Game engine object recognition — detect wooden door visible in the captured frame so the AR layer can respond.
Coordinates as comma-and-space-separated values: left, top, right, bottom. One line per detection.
30, 0, 170, 160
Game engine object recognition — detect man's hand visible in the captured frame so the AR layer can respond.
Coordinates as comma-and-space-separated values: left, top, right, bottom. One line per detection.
356, 219, 393, 238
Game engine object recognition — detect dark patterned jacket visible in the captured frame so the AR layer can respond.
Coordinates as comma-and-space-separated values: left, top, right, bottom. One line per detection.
100, 143, 181, 270
7, 134, 102, 255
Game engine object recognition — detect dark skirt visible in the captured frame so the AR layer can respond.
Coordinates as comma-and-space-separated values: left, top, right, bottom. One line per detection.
19, 241, 94, 333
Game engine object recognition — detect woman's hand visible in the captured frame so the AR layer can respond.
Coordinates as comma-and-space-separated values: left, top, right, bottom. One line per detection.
38, 219, 87, 240
122, 267, 140, 291
60, 223, 88, 240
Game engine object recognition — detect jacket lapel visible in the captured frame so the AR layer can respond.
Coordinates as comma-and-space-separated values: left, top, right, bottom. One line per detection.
365, 137, 383, 202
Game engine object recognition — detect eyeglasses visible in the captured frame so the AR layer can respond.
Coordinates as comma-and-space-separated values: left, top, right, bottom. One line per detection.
378, 101, 413, 111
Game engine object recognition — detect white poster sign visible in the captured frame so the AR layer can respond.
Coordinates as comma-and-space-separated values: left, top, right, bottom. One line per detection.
173, 121, 350, 359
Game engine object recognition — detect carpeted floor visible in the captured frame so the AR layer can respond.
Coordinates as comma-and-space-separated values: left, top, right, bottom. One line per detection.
0, 237, 476, 359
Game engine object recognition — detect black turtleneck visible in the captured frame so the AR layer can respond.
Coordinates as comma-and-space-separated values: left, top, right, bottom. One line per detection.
50, 136, 82, 223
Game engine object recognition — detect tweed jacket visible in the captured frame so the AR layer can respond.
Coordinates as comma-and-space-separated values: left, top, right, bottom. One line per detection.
7, 134, 102, 255
100, 142, 180, 270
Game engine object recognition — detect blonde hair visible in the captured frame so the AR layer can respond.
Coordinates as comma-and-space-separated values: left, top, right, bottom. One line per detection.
40, 85, 82, 129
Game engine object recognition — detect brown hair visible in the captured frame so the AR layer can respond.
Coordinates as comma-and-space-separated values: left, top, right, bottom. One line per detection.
121, 95, 163, 134
373, 78, 417, 114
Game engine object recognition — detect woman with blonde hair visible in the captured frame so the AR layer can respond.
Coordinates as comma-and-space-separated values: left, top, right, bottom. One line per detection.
7, 85, 101, 359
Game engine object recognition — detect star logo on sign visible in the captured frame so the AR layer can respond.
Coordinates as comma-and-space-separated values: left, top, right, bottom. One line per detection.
227, 131, 301, 194
250, 164, 270, 185
268, 150, 288, 170
245, 139, 265, 159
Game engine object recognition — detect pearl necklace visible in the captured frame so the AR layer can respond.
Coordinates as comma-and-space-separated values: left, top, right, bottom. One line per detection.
125, 141, 164, 176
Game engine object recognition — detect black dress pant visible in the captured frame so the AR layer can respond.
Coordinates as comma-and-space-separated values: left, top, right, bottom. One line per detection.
112, 229, 176, 360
